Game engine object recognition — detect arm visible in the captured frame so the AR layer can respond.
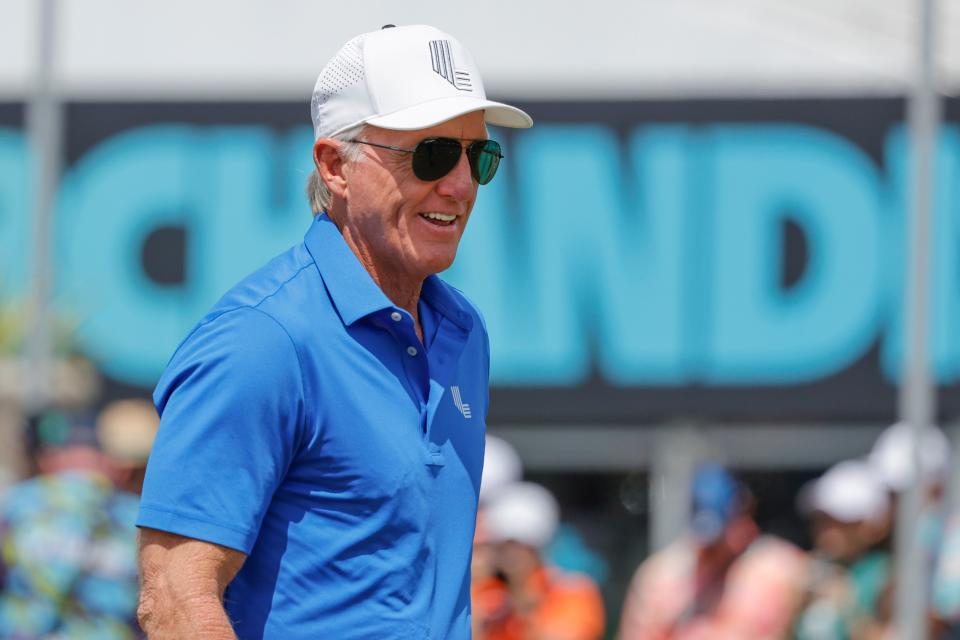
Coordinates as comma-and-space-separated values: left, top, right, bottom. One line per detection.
137, 527, 247, 640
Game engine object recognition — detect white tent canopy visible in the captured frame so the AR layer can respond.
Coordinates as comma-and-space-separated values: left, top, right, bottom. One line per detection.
1, 0, 959, 100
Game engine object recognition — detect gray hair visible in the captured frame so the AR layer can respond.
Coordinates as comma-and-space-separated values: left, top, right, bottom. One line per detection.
306, 123, 368, 215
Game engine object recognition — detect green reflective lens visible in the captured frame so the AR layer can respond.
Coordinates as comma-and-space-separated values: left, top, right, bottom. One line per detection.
413, 137, 502, 185
353, 137, 503, 185
468, 140, 502, 185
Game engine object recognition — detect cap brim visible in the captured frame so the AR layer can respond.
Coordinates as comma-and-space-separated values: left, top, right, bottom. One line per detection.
365, 96, 533, 131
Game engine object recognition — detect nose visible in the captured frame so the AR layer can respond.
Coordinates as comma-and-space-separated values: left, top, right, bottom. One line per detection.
434, 149, 476, 202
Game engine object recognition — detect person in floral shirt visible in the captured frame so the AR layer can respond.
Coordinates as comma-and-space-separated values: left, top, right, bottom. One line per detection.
0, 405, 156, 639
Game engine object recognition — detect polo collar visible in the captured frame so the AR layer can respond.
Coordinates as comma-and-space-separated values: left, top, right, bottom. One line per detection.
305, 215, 393, 326
421, 275, 474, 332
304, 215, 474, 332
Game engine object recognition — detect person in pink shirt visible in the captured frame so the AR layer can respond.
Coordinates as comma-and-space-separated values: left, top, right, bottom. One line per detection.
619, 465, 807, 640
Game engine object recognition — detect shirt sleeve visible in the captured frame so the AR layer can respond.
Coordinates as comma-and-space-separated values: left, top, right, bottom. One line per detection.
136, 306, 306, 553
475, 307, 491, 420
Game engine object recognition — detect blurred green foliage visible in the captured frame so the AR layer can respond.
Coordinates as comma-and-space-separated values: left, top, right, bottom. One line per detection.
0, 298, 81, 358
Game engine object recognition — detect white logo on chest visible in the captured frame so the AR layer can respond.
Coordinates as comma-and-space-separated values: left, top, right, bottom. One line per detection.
450, 386, 472, 419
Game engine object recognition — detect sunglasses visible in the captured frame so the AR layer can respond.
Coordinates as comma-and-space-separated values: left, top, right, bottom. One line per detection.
348, 137, 504, 185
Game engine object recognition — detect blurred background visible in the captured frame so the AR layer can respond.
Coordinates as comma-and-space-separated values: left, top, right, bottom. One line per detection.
3, 0, 960, 638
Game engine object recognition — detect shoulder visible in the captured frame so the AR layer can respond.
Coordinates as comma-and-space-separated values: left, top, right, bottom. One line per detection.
173, 305, 299, 367
547, 567, 603, 597
0, 474, 112, 535
748, 534, 805, 560
167, 244, 320, 369
639, 538, 695, 577
155, 303, 306, 415
732, 534, 808, 585
205, 243, 320, 329
537, 567, 606, 634
0, 476, 48, 519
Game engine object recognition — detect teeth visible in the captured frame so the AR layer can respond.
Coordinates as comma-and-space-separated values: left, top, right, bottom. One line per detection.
421, 212, 456, 223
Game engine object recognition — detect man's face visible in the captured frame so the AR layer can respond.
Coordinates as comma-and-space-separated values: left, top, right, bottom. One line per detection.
336, 111, 488, 282
810, 512, 886, 562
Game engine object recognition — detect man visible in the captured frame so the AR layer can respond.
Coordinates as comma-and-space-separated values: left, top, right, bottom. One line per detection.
793, 459, 892, 639
472, 482, 605, 640
0, 408, 156, 639
96, 399, 161, 495
618, 465, 807, 640
868, 422, 958, 636
135, 24, 532, 640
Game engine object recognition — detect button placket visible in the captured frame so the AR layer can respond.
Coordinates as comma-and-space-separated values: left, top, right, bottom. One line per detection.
387, 312, 428, 405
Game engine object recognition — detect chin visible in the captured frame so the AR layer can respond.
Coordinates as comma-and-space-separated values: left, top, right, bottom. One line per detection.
418, 251, 458, 277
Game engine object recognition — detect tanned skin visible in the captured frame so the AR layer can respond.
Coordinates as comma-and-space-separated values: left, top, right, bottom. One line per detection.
137, 529, 246, 639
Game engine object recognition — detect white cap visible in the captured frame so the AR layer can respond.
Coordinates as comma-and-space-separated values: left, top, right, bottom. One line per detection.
310, 24, 533, 140
868, 421, 950, 493
480, 436, 523, 504
800, 459, 890, 524
95, 399, 160, 465
484, 481, 559, 549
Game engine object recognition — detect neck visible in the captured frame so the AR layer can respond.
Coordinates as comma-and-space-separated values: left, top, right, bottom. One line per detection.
363, 257, 425, 344
367, 260, 423, 319
331, 213, 425, 337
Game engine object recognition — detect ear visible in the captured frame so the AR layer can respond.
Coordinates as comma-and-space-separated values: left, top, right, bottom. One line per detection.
314, 139, 350, 201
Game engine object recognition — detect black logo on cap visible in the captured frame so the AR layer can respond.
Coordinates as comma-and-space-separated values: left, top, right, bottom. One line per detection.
429, 40, 472, 91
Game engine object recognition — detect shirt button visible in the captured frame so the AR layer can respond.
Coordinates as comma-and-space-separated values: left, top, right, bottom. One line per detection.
406, 346, 418, 357
390, 311, 402, 322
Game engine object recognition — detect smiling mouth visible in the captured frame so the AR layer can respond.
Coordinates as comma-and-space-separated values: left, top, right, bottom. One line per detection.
420, 212, 457, 227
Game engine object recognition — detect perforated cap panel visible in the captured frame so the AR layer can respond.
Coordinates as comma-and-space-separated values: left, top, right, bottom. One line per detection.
309, 25, 532, 140
311, 34, 367, 137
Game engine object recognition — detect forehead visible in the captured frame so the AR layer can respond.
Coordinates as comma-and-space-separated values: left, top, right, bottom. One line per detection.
367, 110, 489, 144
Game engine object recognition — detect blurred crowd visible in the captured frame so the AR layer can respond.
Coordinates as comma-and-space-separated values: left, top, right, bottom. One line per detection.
472, 438, 607, 640
0, 407, 957, 639
0, 400, 157, 639
477, 424, 960, 640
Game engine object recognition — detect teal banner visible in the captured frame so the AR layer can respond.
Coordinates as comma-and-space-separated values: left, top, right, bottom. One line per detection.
1, 99, 958, 422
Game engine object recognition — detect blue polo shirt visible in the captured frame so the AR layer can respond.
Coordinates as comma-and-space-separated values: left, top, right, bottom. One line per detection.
137, 214, 489, 639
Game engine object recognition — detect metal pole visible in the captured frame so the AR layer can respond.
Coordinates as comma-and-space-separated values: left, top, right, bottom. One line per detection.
893, 0, 940, 636
25, 0, 61, 413
648, 424, 705, 552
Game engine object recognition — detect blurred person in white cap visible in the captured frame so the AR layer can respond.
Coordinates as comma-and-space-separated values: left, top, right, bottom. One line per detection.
868, 421, 950, 497
474, 435, 525, 622
793, 459, 893, 640
136, 24, 532, 640
480, 435, 524, 505
619, 464, 807, 640
96, 398, 160, 495
473, 481, 605, 640
867, 422, 960, 636
800, 459, 891, 565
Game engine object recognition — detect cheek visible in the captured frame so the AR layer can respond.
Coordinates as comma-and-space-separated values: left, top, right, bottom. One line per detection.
402, 178, 442, 205
348, 163, 405, 207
